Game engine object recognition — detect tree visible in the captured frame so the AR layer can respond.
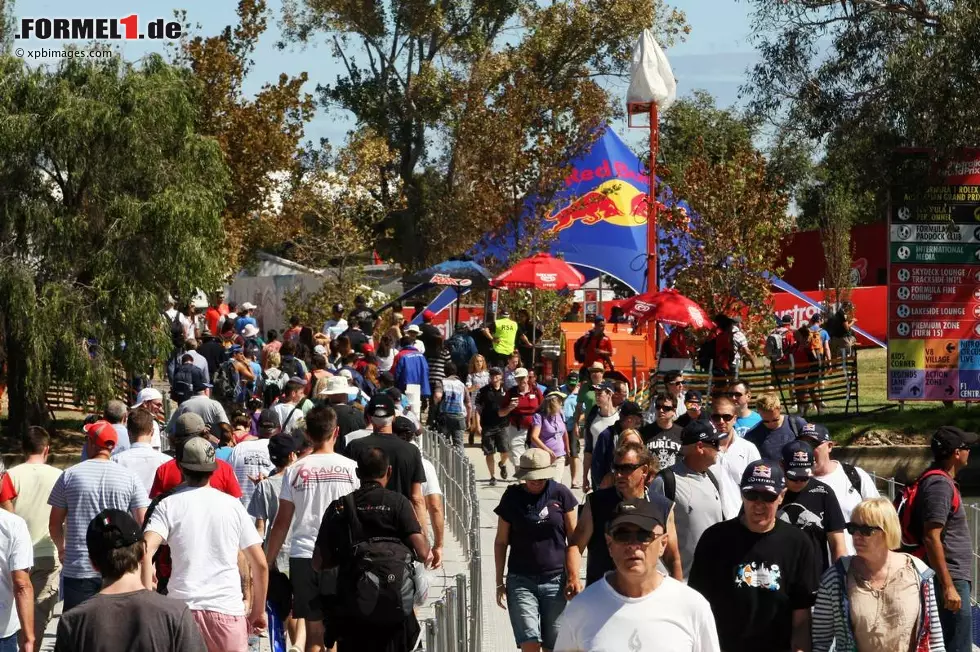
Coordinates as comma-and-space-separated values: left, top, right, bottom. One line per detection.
819, 184, 857, 311
744, 0, 980, 226
175, 0, 316, 269
0, 54, 229, 436
280, 0, 688, 269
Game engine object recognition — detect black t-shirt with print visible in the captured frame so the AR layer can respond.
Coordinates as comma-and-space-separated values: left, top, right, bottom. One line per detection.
346, 434, 426, 500
639, 422, 683, 470
688, 518, 818, 652
778, 477, 846, 573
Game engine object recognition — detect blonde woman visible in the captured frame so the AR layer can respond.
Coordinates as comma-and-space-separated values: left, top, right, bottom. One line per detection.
812, 497, 945, 652
467, 354, 491, 438
528, 393, 571, 483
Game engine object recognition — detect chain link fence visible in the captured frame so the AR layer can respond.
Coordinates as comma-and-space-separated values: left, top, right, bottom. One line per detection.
419, 430, 482, 652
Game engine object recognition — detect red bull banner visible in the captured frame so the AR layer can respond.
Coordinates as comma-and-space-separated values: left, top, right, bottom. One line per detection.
770, 286, 887, 345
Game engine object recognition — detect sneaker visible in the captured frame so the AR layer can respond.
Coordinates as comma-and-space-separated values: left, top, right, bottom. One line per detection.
499, 461, 509, 480
489, 477, 497, 486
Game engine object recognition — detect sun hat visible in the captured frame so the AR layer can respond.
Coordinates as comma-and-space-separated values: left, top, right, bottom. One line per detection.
318, 376, 350, 397
514, 449, 555, 481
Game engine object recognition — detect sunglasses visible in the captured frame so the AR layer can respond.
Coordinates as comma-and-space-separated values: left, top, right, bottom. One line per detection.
727, 391, 744, 399
609, 528, 661, 545
667, 381, 685, 386
656, 405, 675, 412
710, 413, 735, 422
846, 522, 882, 537
612, 462, 644, 475
743, 490, 779, 503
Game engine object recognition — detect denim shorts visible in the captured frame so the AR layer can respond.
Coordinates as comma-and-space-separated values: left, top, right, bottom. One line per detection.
505, 571, 566, 648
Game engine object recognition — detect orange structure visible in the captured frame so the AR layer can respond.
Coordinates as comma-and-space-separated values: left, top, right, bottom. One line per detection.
557, 322, 657, 380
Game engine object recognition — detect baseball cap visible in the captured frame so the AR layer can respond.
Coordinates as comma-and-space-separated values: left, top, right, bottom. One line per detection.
594, 315, 606, 323
362, 343, 375, 354
241, 302, 257, 310
607, 498, 667, 533
173, 413, 207, 439
422, 310, 435, 321
86, 509, 142, 555
782, 440, 814, 480
565, 372, 579, 385
230, 344, 244, 354
84, 420, 118, 450
405, 324, 421, 334
595, 380, 615, 393
932, 426, 979, 455
132, 387, 163, 408
740, 460, 785, 495
797, 422, 830, 444
367, 393, 396, 418
681, 421, 720, 446
179, 436, 217, 472
268, 430, 305, 466
684, 389, 703, 404
513, 367, 529, 379
489, 367, 503, 377
779, 314, 792, 324
619, 400, 643, 419
258, 409, 280, 434
313, 344, 328, 356
393, 416, 418, 439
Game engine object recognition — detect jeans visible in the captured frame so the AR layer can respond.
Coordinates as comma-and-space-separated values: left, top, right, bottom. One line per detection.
0, 633, 17, 652
440, 414, 467, 449
62, 576, 102, 612
938, 579, 972, 652
505, 572, 566, 649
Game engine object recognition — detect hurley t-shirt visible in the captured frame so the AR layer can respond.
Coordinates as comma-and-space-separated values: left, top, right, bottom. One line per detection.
48, 459, 150, 579
347, 434, 426, 500
279, 452, 359, 559
8, 463, 62, 558
493, 480, 577, 576
554, 574, 720, 652
0, 510, 32, 639
744, 415, 807, 461
145, 485, 262, 615
640, 422, 684, 470
688, 519, 818, 652
54, 589, 206, 652
778, 477, 846, 573
228, 439, 275, 509
734, 411, 762, 438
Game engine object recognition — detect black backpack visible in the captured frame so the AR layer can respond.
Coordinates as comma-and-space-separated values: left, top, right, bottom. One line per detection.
280, 356, 304, 380
660, 466, 720, 502
696, 336, 716, 372
573, 332, 593, 363
338, 493, 416, 624
213, 360, 241, 405
167, 312, 185, 348
171, 365, 196, 404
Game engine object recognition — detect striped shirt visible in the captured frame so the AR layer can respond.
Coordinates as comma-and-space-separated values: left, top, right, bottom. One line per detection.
48, 459, 149, 578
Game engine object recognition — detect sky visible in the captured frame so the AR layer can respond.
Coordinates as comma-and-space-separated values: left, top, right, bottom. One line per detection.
13, 0, 760, 149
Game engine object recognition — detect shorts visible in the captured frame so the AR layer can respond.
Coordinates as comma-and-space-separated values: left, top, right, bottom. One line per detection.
289, 557, 324, 620
505, 572, 566, 649
191, 610, 248, 652
481, 425, 509, 455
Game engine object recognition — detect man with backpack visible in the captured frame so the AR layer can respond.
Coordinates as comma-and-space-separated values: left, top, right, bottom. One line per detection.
444, 324, 477, 383
744, 393, 808, 461
167, 377, 229, 440
795, 422, 878, 553
314, 446, 430, 652
907, 426, 976, 652
765, 315, 796, 394
576, 315, 614, 371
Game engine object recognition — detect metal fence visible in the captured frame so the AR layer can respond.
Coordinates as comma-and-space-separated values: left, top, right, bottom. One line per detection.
419, 429, 482, 652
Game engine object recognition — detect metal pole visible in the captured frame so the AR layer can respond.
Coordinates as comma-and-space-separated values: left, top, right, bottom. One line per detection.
445, 587, 457, 652
647, 102, 659, 294
456, 573, 468, 650
426, 619, 437, 652
434, 600, 447, 652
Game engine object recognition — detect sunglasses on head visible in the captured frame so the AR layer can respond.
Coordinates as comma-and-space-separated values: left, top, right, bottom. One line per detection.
609, 528, 660, 545
743, 490, 779, 503
846, 522, 882, 537
656, 404, 675, 412
710, 413, 735, 422
612, 462, 644, 475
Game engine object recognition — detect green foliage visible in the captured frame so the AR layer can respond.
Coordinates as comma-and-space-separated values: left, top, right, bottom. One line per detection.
0, 54, 229, 434
281, 273, 377, 335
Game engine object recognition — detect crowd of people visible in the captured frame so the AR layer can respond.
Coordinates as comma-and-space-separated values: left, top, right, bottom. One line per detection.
0, 295, 973, 652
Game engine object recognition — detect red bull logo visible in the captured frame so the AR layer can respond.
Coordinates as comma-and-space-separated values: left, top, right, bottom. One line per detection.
752, 465, 772, 479
546, 176, 661, 233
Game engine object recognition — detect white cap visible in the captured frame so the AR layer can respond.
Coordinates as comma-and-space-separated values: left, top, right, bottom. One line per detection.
339, 369, 353, 380
242, 324, 260, 338
318, 376, 349, 397
241, 302, 257, 311
133, 387, 163, 408
513, 367, 529, 379
313, 344, 327, 356
406, 324, 421, 334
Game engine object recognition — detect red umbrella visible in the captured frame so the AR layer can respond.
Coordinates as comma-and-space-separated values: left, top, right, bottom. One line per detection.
492, 253, 586, 290
620, 288, 714, 329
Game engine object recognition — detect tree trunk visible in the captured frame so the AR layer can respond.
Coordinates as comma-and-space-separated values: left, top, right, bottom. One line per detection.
2, 329, 51, 438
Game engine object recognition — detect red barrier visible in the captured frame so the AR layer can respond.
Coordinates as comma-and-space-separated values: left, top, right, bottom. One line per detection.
771, 286, 887, 345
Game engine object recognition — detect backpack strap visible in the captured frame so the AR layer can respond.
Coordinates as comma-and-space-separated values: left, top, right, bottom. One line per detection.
343, 492, 363, 548
788, 416, 802, 439
841, 462, 863, 495
705, 468, 721, 496
661, 467, 676, 503
143, 485, 179, 532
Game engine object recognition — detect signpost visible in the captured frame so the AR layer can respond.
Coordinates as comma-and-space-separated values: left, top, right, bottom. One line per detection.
888, 152, 980, 400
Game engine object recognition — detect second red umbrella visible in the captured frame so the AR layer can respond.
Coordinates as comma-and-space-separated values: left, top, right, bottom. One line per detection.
620, 288, 714, 329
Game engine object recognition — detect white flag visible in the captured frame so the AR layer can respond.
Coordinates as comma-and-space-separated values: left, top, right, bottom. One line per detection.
626, 29, 677, 111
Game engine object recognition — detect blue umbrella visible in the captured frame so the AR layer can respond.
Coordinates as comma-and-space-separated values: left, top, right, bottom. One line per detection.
405, 259, 492, 289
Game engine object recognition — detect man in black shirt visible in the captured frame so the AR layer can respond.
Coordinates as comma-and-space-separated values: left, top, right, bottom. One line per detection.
674, 390, 709, 428
475, 367, 510, 485
418, 310, 442, 361
689, 460, 818, 652
340, 320, 371, 355
778, 440, 847, 574
348, 295, 377, 335
318, 377, 366, 456
314, 447, 430, 652
346, 394, 428, 540
639, 393, 684, 470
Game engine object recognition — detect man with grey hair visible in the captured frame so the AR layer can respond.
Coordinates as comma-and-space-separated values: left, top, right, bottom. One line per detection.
346, 394, 429, 541
181, 338, 210, 379
83, 400, 131, 461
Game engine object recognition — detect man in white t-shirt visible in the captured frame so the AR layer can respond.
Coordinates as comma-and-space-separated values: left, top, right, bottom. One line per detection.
132, 387, 165, 451
582, 382, 620, 493
228, 409, 277, 509
265, 406, 358, 652
393, 416, 444, 569
708, 396, 761, 518
112, 408, 172, 492
555, 498, 719, 652
0, 506, 34, 652
272, 378, 307, 433
143, 436, 268, 650
797, 422, 878, 554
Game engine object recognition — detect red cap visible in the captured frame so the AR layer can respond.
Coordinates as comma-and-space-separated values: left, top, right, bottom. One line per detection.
83, 420, 118, 450
422, 310, 435, 321
362, 343, 375, 353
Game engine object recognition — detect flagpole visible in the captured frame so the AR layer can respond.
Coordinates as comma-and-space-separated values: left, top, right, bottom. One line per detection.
647, 102, 659, 294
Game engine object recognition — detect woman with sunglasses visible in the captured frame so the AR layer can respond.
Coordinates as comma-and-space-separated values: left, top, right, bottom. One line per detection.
494, 449, 577, 652
812, 497, 945, 652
